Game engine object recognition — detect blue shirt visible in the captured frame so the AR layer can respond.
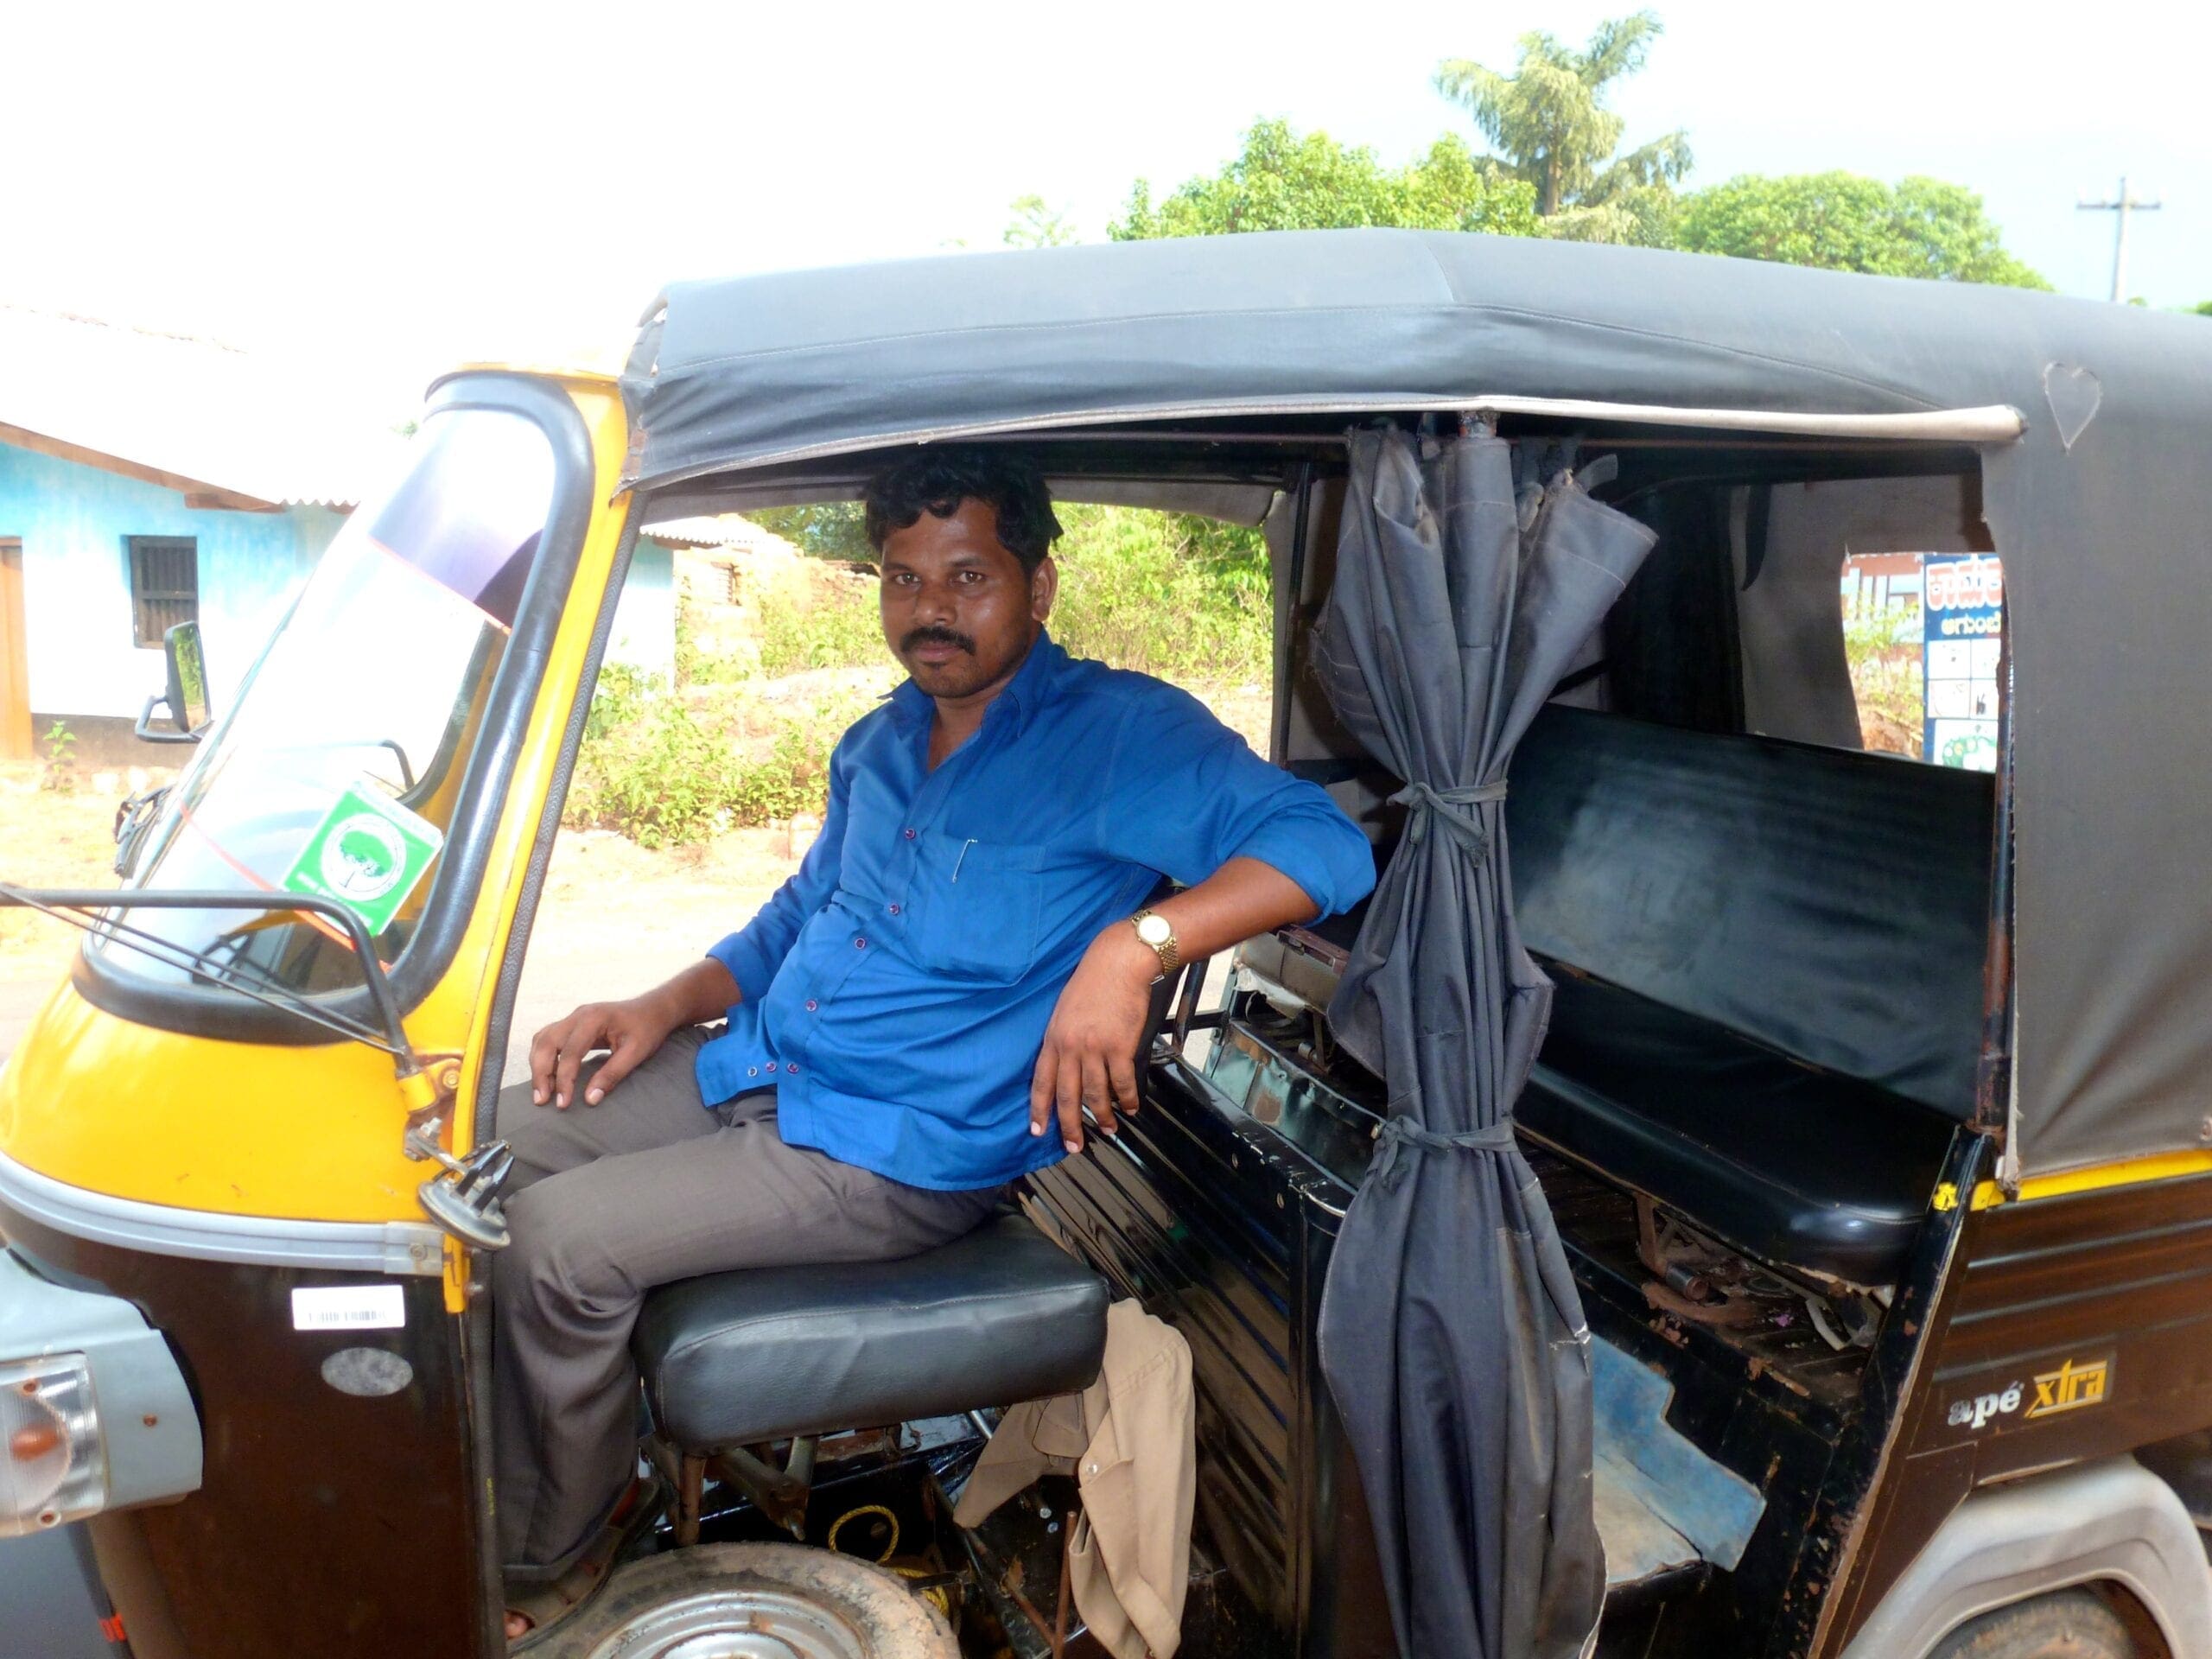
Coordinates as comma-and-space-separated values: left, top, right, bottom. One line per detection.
697, 634, 1375, 1190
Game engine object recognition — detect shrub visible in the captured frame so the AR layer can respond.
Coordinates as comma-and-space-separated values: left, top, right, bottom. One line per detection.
1050, 505, 1269, 680
563, 676, 861, 848
1843, 601, 1922, 756
754, 580, 883, 677
39, 721, 77, 795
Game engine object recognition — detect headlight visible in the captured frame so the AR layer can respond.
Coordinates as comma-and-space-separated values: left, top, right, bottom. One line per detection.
0, 1248, 200, 1532
1, 1353, 106, 1535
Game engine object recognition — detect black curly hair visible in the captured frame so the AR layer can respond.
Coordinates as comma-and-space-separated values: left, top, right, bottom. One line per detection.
861, 448, 1063, 575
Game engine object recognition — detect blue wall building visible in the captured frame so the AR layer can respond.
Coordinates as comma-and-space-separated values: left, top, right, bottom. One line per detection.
0, 438, 343, 729
0, 305, 689, 764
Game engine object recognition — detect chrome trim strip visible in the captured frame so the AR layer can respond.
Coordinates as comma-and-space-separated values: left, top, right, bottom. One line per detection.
0, 1148, 444, 1276
647, 398, 2028, 483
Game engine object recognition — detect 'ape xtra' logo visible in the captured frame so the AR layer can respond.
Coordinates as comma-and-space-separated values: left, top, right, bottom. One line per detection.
282, 781, 444, 936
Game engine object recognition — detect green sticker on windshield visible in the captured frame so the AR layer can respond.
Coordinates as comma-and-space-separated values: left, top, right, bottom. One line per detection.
281, 780, 444, 938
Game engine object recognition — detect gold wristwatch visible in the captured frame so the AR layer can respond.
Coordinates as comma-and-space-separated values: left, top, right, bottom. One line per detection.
1130, 909, 1179, 982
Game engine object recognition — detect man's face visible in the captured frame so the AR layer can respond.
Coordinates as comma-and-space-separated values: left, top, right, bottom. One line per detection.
879, 498, 1055, 702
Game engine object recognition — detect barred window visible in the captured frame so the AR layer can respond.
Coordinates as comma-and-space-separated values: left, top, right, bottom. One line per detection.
127, 537, 198, 648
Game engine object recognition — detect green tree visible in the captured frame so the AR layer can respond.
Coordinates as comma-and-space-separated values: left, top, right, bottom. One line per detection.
1110, 118, 1537, 241
746, 503, 875, 563
2195, 301, 2212, 317
1675, 172, 2051, 289
1005, 194, 1077, 248
1433, 10, 1690, 245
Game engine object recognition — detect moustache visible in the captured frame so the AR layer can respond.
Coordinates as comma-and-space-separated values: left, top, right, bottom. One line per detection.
899, 626, 976, 657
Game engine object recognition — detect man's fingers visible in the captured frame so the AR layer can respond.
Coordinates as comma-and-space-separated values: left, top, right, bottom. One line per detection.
527, 1025, 563, 1105
584, 1037, 640, 1106
1081, 1051, 1117, 1139
1029, 1048, 1058, 1138
1053, 1044, 1084, 1154
552, 1042, 588, 1110
1108, 1048, 1141, 1118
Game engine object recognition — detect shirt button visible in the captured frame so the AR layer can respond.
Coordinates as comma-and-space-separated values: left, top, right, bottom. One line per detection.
766, 1061, 778, 1072
787, 1063, 800, 1076
804, 998, 818, 1012
747, 1066, 759, 1077
903, 828, 917, 841
855, 937, 868, 949
887, 903, 900, 915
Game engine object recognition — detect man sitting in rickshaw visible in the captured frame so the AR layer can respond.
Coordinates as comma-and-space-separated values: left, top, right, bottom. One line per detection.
493, 448, 1375, 1639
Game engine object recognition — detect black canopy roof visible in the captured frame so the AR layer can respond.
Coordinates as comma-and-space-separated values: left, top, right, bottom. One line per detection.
623, 228, 2212, 1179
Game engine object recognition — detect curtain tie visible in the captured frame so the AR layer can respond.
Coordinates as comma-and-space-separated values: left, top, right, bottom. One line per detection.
1389, 779, 1508, 857
1370, 1116, 1518, 1187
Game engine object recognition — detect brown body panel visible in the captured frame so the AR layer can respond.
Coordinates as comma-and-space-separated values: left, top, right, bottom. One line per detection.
1827, 1168, 2212, 1646
2, 1206, 483, 1659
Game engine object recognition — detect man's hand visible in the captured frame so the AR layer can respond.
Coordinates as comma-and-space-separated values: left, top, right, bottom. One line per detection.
527, 958, 741, 1109
1030, 927, 1156, 1153
1029, 859, 1322, 1157
529, 997, 678, 1109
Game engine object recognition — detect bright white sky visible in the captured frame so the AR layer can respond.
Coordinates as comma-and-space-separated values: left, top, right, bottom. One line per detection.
10, 0, 2208, 421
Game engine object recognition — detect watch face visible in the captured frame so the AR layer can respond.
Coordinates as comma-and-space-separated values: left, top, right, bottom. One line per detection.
1136, 913, 1173, 946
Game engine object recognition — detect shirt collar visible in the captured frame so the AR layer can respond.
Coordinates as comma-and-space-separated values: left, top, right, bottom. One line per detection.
887, 631, 1066, 736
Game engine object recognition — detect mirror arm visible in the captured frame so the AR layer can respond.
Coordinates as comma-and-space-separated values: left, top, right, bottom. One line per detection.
132, 694, 199, 746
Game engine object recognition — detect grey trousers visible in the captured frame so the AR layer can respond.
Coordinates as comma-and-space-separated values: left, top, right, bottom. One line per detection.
493, 1025, 1005, 1575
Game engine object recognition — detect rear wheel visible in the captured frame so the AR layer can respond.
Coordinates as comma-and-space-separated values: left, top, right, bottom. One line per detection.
1929, 1587, 2139, 1658
533, 1541, 959, 1659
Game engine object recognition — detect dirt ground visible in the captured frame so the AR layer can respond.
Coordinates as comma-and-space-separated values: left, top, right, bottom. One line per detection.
0, 765, 156, 976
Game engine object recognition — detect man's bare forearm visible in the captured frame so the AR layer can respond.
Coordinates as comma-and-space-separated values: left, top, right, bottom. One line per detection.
1096, 855, 1318, 981
643, 957, 744, 1029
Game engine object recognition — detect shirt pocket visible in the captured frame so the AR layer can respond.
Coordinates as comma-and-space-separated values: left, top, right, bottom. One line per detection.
906, 833, 1048, 986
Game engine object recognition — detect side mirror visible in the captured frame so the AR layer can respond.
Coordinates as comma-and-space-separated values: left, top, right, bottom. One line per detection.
134, 621, 213, 745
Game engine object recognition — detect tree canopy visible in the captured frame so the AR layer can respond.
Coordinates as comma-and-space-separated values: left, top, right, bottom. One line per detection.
1676, 172, 2051, 289
1433, 10, 1689, 244
1110, 118, 1538, 241
1004, 194, 1077, 249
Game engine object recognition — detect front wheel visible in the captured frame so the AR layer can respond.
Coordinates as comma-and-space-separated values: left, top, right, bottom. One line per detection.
1929, 1587, 2140, 1659
534, 1541, 960, 1659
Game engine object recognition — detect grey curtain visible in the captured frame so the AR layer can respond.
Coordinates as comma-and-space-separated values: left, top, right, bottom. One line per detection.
1312, 429, 1656, 1657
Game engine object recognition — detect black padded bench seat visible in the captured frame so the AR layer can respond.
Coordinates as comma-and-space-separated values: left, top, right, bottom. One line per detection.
633, 1212, 1109, 1453
1519, 969, 1958, 1287
1500, 706, 1993, 1287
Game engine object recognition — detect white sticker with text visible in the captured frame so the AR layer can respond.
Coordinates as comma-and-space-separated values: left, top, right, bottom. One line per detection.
291, 1284, 406, 1332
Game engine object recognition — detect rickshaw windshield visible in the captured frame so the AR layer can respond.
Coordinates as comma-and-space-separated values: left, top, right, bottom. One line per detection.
92, 407, 557, 995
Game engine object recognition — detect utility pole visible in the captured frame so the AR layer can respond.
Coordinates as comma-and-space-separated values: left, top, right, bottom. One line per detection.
2077, 176, 2162, 302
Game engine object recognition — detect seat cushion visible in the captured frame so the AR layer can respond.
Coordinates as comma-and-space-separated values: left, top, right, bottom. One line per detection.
632, 1212, 1109, 1452
1519, 971, 1957, 1287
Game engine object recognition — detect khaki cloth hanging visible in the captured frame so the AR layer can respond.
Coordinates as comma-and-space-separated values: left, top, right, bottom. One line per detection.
954, 1300, 1195, 1659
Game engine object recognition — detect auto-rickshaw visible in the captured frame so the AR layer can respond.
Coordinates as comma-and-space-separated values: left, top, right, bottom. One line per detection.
6, 228, 2212, 1659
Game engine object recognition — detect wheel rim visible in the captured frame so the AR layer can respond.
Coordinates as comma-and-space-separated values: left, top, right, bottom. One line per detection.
583, 1586, 873, 1659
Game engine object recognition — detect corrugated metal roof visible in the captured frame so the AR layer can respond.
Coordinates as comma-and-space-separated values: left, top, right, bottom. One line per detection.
640, 514, 787, 550
0, 304, 405, 509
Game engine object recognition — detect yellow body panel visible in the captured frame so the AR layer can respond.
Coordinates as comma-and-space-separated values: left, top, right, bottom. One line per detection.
0, 376, 632, 1224
1968, 1147, 2212, 1211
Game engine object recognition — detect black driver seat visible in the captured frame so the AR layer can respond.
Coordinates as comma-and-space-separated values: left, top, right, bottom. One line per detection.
632, 893, 1175, 1515
633, 1211, 1108, 1458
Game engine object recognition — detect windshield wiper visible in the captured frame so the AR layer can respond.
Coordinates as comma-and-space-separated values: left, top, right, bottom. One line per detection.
0, 885, 414, 1063
0, 884, 518, 1252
